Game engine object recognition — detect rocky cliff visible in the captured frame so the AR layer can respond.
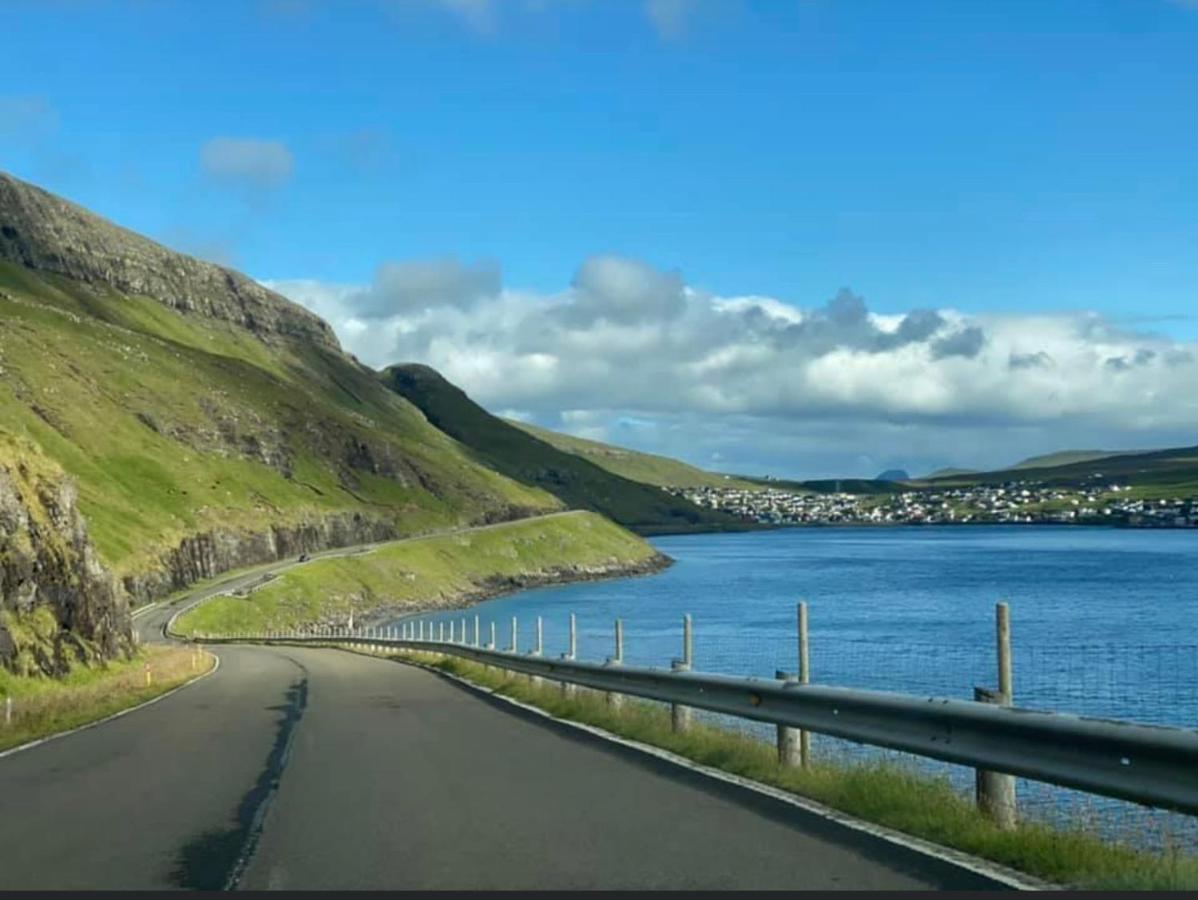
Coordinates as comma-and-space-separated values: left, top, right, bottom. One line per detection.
0, 435, 131, 676
0, 172, 339, 351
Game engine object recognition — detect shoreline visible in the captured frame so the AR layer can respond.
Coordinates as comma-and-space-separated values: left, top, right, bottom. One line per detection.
364, 551, 673, 627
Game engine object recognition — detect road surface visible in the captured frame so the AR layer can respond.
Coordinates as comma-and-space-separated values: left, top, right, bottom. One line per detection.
3, 522, 1009, 890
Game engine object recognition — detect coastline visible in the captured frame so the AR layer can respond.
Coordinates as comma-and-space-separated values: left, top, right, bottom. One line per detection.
365, 551, 673, 627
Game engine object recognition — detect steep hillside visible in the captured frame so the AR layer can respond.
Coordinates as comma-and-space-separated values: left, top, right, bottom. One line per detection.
1007, 449, 1139, 470
924, 446, 1198, 493
0, 172, 559, 666
506, 419, 759, 490
382, 365, 747, 533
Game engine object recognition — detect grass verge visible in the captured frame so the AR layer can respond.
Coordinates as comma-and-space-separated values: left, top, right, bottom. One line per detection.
385, 649, 1198, 891
0, 645, 214, 752
174, 511, 664, 637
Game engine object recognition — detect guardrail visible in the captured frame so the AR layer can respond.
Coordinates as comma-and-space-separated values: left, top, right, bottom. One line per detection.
190, 621, 1198, 820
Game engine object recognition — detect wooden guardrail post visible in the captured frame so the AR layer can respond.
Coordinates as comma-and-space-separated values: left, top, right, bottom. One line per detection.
976, 601, 1017, 829
607, 619, 625, 711
561, 613, 578, 698
777, 601, 811, 767
671, 614, 693, 733
530, 617, 544, 688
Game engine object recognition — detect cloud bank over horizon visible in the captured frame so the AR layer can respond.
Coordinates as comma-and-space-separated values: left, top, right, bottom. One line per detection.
267, 257, 1197, 479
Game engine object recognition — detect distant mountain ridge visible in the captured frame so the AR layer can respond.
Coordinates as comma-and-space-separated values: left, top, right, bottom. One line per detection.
506, 419, 758, 490
383, 365, 745, 533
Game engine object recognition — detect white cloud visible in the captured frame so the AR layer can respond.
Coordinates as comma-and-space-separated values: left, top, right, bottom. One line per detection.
200, 138, 294, 190
267, 256, 1198, 477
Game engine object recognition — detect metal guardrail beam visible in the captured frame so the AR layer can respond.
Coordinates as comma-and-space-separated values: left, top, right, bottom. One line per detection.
200, 633, 1198, 816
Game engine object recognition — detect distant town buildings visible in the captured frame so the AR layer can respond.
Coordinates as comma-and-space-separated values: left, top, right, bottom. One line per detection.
670, 482, 1197, 528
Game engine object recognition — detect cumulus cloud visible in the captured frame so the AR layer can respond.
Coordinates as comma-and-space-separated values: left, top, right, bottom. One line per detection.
349, 258, 502, 316
200, 138, 294, 190
267, 254, 1198, 477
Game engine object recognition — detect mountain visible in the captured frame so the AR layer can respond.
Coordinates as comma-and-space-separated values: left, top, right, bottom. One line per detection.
0, 172, 558, 672
925, 467, 978, 479
382, 365, 746, 533
1007, 450, 1142, 470
506, 420, 759, 490
924, 445, 1198, 491
875, 469, 910, 482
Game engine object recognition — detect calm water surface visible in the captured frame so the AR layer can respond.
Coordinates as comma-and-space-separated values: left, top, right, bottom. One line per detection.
398, 525, 1198, 727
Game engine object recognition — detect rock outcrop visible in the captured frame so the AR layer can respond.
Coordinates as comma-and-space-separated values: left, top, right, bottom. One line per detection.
0, 172, 339, 351
0, 435, 131, 675
121, 512, 400, 605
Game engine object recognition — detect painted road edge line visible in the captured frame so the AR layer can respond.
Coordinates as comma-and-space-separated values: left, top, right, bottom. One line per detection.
0, 650, 221, 761
384, 651, 1055, 893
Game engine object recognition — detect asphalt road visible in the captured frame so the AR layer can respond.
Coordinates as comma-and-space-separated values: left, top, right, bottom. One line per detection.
0, 640, 1006, 890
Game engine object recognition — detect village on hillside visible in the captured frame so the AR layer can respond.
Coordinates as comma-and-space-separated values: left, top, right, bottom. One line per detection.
670, 482, 1198, 528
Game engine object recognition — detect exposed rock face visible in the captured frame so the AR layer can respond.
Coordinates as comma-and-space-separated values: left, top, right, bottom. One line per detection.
0, 172, 339, 351
122, 513, 401, 605
0, 438, 132, 675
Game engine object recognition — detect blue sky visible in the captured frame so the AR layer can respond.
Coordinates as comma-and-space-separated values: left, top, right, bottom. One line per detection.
3, 0, 1197, 477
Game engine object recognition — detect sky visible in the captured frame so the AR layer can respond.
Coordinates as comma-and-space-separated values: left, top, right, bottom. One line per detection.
2, 0, 1197, 478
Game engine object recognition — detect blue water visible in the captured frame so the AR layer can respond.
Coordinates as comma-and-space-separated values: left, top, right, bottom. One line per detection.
396, 526, 1198, 723
392, 525, 1198, 840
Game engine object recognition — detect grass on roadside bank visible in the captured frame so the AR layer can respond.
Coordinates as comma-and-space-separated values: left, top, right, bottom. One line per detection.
375, 649, 1198, 891
0, 645, 214, 752
174, 511, 663, 638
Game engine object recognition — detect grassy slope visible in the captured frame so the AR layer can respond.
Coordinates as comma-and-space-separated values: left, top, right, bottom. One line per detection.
417, 654, 1197, 890
1008, 450, 1132, 470
175, 511, 663, 635
922, 445, 1198, 496
382, 365, 747, 534
0, 645, 213, 751
0, 261, 556, 580
507, 419, 759, 490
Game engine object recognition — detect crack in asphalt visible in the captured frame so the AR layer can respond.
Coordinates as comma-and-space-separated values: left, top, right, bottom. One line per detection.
170, 656, 309, 891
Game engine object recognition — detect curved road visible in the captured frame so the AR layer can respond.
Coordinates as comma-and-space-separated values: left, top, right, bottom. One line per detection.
2, 539, 1008, 890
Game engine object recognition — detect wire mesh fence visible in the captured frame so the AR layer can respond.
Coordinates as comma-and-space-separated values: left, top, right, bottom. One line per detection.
397, 606, 1198, 855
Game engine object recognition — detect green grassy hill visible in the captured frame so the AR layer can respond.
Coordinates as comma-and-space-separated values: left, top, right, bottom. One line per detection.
382, 365, 747, 533
924, 446, 1198, 495
1006, 449, 1141, 470
506, 419, 759, 490
0, 174, 558, 611
175, 511, 666, 636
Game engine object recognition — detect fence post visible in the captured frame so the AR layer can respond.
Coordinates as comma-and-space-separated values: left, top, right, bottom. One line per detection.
439, 621, 446, 643
418, 621, 424, 641
474, 615, 481, 647
530, 617, 544, 688
798, 601, 811, 767
461, 618, 467, 646
671, 614, 693, 733
4, 696, 11, 726
511, 617, 518, 654
775, 602, 811, 767
489, 621, 496, 650
607, 619, 624, 711
561, 612, 578, 699
449, 620, 456, 643
975, 601, 1017, 829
